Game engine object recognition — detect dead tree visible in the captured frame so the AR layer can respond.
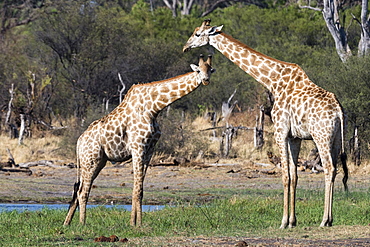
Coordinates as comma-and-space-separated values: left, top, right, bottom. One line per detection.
349, 125, 361, 166
254, 105, 265, 149
18, 114, 26, 145
6, 148, 16, 168
162, 0, 195, 17
102, 97, 110, 114
352, 0, 370, 57
5, 84, 14, 125
302, 148, 324, 173
301, 0, 370, 61
5, 84, 18, 138
118, 72, 126, 104
206, 111, 217, 138
220, 89, 238, 157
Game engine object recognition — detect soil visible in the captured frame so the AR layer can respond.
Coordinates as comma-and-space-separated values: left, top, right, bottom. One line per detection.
1, 160, 370, 246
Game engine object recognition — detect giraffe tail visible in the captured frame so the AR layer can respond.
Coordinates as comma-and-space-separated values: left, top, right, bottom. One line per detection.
69, 143, 81, 209
339, 109, 349, 193
64, 179, 80, 225
68, 180, 80, 209
341, 153, 348, 192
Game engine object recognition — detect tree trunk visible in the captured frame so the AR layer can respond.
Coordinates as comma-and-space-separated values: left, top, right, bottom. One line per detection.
5, 84, 17, 138
350, 125, 361, 166
302, 0, 370, 61
322, 0, 352, 62
220, 90, 238, 158
357, 0, 370, 57
118, 73, 126, 104
162, 0, 178, 17
221, 124, 234, 158
6, 148, 16, 168
5, 84, 14, 125
162, 0, 195, 16
254, 105, 264, 149
18, 114, 26, 145
180, 0, 195, 16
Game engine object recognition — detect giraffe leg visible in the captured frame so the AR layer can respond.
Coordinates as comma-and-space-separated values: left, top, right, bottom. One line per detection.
63, 181, 80, 225
287, 138, 301, 228
77, 178, 95, 225
276, 136, 290, 229
318, 143, 337, 227
78, 160, 107, 225
130, 164, 147, 226
130, 151, 147, 227
130, 129, 159, 227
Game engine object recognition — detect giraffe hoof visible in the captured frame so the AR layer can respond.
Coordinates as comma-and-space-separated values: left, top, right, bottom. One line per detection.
279, 224, 288, 229
319, 222, 332, 227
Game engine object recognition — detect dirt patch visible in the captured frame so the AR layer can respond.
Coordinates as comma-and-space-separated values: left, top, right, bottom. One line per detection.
126, 235, 370, 246
0, 160, 361, 204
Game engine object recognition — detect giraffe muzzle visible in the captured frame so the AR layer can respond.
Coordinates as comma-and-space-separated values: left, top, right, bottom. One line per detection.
202, 79, 210, 85
183, 45, 191, 53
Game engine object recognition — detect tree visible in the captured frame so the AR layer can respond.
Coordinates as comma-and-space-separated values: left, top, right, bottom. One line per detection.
299, 0, 370, 163
354, 0, 370, 57
301, 0, 370, 62
162, 0, 195, 16
0, 0, 47, 37
161, 0, 268, 17
200, 0, 268, 17
34, 1, 135, 118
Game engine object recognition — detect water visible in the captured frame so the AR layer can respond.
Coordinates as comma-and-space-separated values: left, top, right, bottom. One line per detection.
0, 203, 164, 212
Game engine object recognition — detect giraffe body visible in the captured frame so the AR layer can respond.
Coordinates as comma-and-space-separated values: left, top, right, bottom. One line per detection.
63, 55, 215, 226
183, 20, 348, 228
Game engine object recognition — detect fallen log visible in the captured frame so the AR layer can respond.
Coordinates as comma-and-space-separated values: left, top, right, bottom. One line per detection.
6, 148, 16, 168
18, 160, 62, 168
0, 167, 32, 175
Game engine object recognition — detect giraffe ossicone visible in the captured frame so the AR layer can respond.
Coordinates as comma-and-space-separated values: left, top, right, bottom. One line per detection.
63, 54, 215, 227
184, 20, 348, 228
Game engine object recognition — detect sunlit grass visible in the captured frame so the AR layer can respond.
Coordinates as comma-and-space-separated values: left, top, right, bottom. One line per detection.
0, 189, 368, 246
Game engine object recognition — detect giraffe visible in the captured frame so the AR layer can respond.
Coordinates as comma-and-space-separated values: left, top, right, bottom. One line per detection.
63, 55, 215, 227
183, 20, 348, 228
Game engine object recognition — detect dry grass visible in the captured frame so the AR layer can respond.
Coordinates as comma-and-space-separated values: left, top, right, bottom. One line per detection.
1, 109, 369, 176
189, 111, 319, 165
0, 134, 73, 164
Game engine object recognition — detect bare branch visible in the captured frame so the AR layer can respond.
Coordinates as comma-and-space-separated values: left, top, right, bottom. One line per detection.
299, 5, 322, 11
118, 73, 126, 104
351, 12, 362, 26
201, 0, 230, 17
201, 0, 267, 17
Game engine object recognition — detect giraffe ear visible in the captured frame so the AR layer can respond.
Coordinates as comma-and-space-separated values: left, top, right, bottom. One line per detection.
190, 64, 199, 72
208, 25, 223, 35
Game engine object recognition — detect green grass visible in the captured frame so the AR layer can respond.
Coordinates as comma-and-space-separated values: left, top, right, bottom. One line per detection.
0, 189, 369, 246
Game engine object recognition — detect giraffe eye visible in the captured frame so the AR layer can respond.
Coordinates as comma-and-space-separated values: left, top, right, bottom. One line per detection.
195, 33, 201, 37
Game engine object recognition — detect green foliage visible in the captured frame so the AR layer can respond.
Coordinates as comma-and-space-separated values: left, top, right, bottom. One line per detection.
306, 54, 370, 158
155, 110, 212, 158
0, 1, 369, 158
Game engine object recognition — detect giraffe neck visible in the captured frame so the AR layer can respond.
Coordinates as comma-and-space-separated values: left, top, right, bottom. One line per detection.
209, 32, 300, 93
128, 72, 201, 114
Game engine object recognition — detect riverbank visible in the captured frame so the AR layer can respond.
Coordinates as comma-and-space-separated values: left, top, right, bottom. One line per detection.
1, 159, 368, 205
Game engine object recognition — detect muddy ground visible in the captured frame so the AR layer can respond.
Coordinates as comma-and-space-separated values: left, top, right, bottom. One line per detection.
1, 160, 370, 246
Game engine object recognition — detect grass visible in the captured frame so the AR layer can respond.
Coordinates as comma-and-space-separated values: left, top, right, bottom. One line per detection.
0, 189, 369, 246
0, 134, 71, 164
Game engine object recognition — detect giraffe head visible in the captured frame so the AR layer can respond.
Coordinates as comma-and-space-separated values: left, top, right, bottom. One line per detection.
183, 19, 223, 52
190, 54, 215, 86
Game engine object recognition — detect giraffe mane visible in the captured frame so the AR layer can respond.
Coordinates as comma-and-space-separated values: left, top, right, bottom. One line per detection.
130, 72, 195, 89
220, 32, 299, 68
